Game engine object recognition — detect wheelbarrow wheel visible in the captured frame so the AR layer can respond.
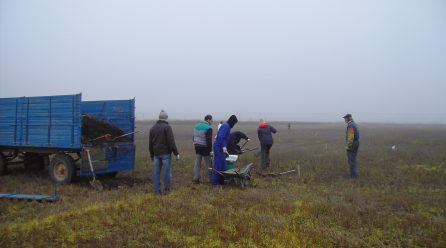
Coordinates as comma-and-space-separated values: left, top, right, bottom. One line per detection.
49, 154, 75, 184
246, 171, 252, 180
240, 177, 246, 188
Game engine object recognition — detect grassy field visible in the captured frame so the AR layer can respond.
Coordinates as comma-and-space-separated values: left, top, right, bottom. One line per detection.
1, 121, 446, 247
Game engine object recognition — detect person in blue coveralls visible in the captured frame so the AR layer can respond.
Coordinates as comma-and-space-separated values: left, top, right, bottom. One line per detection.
211, 115, 238, 185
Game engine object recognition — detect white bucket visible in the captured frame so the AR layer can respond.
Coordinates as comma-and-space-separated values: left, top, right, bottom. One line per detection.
225, 154, 238, 162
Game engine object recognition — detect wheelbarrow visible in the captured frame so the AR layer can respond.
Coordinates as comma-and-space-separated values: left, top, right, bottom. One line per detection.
212, 139, 257, 188
214, 153, 255, 188
217, 162, 254, 188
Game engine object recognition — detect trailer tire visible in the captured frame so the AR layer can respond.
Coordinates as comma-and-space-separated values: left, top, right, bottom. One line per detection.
50, 154, 75, 184
0, 153, 6, 175
24, 153, 48, 171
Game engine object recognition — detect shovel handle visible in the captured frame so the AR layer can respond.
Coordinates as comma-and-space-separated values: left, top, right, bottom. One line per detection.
85, 149, 97, 181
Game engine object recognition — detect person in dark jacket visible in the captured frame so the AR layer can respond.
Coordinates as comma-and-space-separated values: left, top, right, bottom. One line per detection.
211, 115, 238, 185
257, 118, 277, 170
149, 110, 180, 195
343, 113, 359, 178
227, 131, 249, 155
192, 114, 213, 184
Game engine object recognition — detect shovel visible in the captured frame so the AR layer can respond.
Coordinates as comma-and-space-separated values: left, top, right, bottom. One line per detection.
88, 134, 111, 143
240, 139, 249, 150
239, 139, 258, 154
208, 152, 214, 181
85, 149, 104, 190
112, 131, 139, 141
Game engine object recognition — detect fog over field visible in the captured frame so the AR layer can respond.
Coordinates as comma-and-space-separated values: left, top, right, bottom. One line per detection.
1, 0, 445, 123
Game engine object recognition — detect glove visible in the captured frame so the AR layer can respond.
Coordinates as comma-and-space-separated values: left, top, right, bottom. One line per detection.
176, 154, 180, 160
247, 138, 251, 141
223, 147, 229, 157
210, 151, 214, 156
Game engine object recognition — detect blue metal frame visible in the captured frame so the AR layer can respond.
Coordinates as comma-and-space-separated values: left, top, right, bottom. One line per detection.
0, 193, 60, 202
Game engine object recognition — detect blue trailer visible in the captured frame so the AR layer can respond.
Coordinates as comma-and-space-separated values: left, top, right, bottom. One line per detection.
0, 93, 135, 184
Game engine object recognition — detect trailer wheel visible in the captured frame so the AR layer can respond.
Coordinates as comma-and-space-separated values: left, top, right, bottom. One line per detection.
240, 177, 246, 188
24, 153, 49, 171
50, 154, 75, 184
0, 153, 6, 175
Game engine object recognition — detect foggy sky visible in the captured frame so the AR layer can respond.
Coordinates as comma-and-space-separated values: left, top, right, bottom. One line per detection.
1, 0, 445, 123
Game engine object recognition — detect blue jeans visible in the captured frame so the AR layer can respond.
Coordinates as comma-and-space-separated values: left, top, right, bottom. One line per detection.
347, 144, 359, 178
153, 154, 172, 194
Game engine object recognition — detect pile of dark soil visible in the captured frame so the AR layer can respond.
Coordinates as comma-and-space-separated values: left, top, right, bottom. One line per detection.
78, 176, 149, 190
81, 115, 128, 143
100, 177, 149, 190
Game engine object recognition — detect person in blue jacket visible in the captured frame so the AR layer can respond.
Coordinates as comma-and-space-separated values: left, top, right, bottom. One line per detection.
211, 115, 238, 185
257, 118, 277, 170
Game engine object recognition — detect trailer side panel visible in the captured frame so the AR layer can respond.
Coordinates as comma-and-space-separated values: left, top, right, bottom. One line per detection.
0, 94, 82, 149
